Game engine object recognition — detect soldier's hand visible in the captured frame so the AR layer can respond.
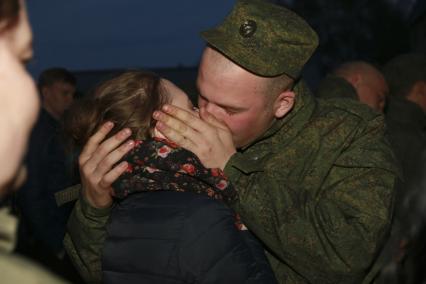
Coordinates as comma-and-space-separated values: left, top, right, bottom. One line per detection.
78, 122, 135, 208
153, 105, 236, 170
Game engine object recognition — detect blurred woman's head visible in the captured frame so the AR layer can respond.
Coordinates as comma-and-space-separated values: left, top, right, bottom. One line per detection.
0, 0, 38, 195
0, 0, 32, 62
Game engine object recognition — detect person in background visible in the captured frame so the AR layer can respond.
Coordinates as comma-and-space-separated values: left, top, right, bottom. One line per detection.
14, 67, 79, 281
0, 0, 67, 283
382, 53, 426, 221
378, 150, 426, 284
317, 61, 388, 113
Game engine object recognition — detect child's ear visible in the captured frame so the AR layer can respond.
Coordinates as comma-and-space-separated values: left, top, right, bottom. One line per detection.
274, 91, 295, 118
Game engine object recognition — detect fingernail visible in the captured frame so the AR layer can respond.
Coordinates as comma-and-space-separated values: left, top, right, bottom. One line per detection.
162, 105, 171, 112
105, 121, 114, 129
119, 128, 131, 138
156, 121, 165, 130
126, 140, 135, 147
153, 111, 160, 119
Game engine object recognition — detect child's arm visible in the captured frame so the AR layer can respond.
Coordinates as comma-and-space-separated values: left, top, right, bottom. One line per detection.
64, 195, 111, 284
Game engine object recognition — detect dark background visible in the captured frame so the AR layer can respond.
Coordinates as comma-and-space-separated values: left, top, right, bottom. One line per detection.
26, 0, 426, 97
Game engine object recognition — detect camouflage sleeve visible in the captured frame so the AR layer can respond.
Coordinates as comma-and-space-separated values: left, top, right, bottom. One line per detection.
63, 196, 111, 284
224, 116, 398, 283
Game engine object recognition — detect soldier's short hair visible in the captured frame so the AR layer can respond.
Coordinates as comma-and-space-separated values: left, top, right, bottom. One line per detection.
382, 53, 426, 98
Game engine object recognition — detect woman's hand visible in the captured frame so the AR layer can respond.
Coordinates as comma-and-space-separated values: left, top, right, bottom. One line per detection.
78, 122, 135, 208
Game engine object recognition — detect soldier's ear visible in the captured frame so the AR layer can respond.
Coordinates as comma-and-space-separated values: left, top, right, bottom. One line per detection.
273, 90, 295, 118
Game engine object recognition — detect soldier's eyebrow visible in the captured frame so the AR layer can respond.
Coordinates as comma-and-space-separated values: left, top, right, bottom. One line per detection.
199, 93, 247, 112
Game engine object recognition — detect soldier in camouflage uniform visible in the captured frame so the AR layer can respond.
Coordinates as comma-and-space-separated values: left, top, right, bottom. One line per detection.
316, 61, 388, 113
316, 73, 358, 101
65, 0, 399, 283
383, 53, 426, 223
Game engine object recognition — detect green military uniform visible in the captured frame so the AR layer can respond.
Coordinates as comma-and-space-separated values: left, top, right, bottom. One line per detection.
224, 81, 398, 283
203, 2, 398, 281
0, 207, 67, 284
316, 74, 358, 100
64, 81, 398, 284
65, 0, 398, 283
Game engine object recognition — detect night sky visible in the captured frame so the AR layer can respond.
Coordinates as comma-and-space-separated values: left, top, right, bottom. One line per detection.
26, 1, 235, 78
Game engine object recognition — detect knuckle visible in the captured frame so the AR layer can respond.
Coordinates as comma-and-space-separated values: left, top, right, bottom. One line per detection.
78, 156, 86, 167
179, 138, 188, 148
119, 143, 131, 153
98, 159, 111, 171
80, 164, 90, 175
162, 126, 173, 136
98, 179, 109, 188
181, 111, 190, 120
177, 123, 187, 133
87, 133, 101, 146
159, 113, 169, 123
104, 154, 115, 165
96, 144, 108, 156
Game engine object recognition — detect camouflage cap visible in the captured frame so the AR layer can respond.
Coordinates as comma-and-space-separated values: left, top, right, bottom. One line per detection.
201, 0, 319, 78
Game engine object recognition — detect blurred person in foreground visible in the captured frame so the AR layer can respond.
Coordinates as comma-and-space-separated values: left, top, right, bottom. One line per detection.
0, 0, 67, 283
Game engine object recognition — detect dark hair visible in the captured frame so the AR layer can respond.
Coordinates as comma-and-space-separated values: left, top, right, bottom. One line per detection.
63, 70, 169, 152
0, 0, 20, 32
38, 67, 77, 91
382, 53, 426, 98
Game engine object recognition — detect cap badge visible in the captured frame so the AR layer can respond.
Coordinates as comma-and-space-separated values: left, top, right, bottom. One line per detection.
239, 20, 257, 38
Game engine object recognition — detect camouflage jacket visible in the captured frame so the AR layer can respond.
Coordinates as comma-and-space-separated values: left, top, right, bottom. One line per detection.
224, 81, 398, 283
64, 81, 398, 284
315, 74, 358, 100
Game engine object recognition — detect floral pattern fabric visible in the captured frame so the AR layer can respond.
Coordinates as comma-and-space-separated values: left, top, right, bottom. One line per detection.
112, 137, 245, 229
